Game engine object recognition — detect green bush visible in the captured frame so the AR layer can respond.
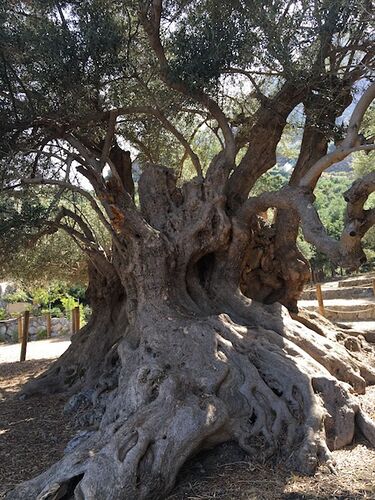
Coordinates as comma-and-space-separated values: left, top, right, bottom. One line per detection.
3, 289, 30, 303
36, 329, 48, 340
41, 306, 63, 318
0, 308, 6, 320
61, 295, 79, 319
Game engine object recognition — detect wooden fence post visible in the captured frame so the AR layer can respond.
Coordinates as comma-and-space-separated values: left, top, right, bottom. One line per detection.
71, 309, 75, 334
17, 315, 23, 342
74, 306, 80, 333
316, 283, 325, 316
20, 310, 30, 362
372, 279, 375, 296
46, 312, 52, 338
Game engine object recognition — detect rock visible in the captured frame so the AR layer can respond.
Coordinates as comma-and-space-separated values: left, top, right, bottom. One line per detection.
364, 331, 375, 343
344, 336, 361, 351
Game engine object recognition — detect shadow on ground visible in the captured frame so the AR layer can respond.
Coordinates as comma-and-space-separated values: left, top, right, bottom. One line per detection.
1, 359, 375, 499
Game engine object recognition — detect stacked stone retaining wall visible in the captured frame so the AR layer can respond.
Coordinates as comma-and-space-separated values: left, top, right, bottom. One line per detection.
0, 316, 70, 343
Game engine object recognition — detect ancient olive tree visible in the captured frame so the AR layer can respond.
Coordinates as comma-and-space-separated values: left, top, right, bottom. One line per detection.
1, 1, 375, 498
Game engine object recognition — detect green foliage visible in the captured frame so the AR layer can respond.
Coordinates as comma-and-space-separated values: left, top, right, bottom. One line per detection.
41, 307, 63, 318
314, 173, 353, 239
297, 235, 315, 262
167, 0, 366, 89
352, 106, 375, 177
363, 226, 375, 264
277, 122, 303, 161
61, 295, 79, 319
3, 289, 30, 303
68, 284, 88, 304
250, 166, 288, 196
1, 280, 87, 326
0, 308, 6, 320
61, 298, 88, 326
36, 329, 48, 340
0, 190, 110, 287
352, 152, 375, 178
0, 1, 132, 131
169, 1, 253, 89
0, 191, 49, 253
32, 285, 63, 308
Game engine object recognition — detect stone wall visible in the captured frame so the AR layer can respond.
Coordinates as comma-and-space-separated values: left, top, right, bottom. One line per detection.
0, 316, 70, 343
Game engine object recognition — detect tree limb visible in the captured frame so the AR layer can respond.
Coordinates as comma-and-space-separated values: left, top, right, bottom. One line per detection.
299, 83, 375, 187
226, 82, 306, 210
99, 110, 117, 169
17, 177, 116, 242
238, 181, 374, 269
139, 0, 236, 164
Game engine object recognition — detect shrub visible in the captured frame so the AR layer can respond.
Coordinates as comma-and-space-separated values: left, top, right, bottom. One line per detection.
61, 295, 79, 319
3, 289, 30, 303
41, 307, 63, 318
36, 329, 48, 340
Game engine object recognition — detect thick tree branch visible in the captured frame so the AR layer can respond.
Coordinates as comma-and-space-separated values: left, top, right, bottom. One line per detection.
344, 172, 375, 223
226, 82, 306, 210
238, 180, 374, 269
17, 177, 117, 242
139, 0, 236, 164
225, 68, 269, 104
99, 110, 117, 169
300, 83, 375, 187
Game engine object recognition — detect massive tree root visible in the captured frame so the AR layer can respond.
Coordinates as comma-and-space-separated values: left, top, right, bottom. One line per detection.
22, 263, 127, 397
6, 296, 375, 500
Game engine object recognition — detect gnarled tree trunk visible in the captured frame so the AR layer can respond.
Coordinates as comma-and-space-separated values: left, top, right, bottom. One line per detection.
7, 166, 375, 500
23, 259, 127, 398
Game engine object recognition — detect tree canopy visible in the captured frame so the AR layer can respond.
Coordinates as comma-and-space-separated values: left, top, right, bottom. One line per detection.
1, 0, 374, 283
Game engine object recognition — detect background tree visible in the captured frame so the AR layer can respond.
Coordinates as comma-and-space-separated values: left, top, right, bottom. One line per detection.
1, 1, 375, 499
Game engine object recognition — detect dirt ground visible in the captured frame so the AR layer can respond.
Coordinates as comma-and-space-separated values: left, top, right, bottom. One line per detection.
0, 337, 70, 363
1, 358, 375, 499
0, 359, 74, 498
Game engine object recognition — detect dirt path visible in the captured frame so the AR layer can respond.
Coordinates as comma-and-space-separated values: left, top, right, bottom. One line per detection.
0, 359, 74, 498
0, 337, 70, 363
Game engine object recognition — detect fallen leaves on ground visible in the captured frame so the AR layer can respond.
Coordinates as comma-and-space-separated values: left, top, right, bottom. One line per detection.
1, 361, 375, 499
0, 360, 74, 498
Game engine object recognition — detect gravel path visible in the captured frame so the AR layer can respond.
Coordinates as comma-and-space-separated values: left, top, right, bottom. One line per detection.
0, 337, 71, 363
